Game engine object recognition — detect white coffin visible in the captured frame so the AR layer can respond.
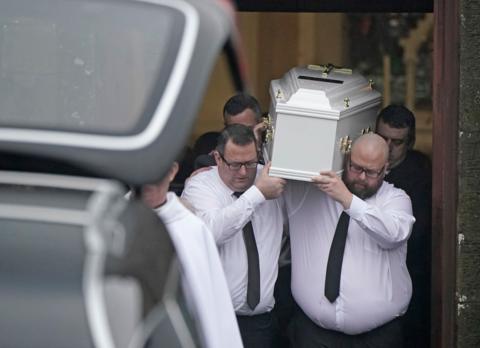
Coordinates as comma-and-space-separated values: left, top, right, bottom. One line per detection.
263, 65, 382, 181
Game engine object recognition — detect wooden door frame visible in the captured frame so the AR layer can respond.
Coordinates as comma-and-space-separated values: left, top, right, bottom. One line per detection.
432, 0, 459, 346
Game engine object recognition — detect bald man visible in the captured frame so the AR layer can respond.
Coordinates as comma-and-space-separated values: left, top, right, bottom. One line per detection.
284, 133, 415, 348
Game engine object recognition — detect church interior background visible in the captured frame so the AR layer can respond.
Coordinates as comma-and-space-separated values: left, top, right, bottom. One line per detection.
188, 12, 433, 158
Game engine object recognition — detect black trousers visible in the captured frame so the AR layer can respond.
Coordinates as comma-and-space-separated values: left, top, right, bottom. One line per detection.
273, 264, 294, 348
289, 306, 404, 348
236, 311, 278, 348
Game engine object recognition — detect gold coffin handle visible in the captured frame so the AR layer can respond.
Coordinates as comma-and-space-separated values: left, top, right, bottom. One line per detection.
339, 135, 352, 154
263, 113, 274, 144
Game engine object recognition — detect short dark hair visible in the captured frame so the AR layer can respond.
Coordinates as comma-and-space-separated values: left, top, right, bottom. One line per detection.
216, 124, 256, 155
376, 104, 416, 148
192, 131, 221, 157
223, 93, 262, 123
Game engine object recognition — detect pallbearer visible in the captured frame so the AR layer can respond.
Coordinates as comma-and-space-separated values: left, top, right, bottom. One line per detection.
284, 133, 415, 348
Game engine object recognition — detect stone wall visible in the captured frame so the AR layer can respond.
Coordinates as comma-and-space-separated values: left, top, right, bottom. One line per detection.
457, 0, 480, 346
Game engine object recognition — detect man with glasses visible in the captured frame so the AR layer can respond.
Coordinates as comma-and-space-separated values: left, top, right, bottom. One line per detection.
192, 93, 294, 347
376, 105, 432, 348
285, 133, 415, 348
182, 124, 286, 348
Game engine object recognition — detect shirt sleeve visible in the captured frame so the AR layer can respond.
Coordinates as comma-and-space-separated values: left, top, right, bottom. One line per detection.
182, 177, 266, 245
346, 187, 416, 249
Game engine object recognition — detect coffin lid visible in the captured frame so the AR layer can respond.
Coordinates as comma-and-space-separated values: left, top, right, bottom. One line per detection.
270, 65, 381, 116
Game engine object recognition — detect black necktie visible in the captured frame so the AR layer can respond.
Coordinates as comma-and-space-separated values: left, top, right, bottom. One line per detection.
324, 211, 350, 303
234, 191, 261, 309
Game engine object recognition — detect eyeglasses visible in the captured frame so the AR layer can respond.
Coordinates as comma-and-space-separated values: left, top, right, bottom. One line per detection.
348, 160, 385, 178
377, 133, 407, 147
219, 153, 258, 171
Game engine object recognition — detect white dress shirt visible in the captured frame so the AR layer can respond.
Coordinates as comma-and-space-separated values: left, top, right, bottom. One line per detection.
155, 192, 243, 348
181, 166, 284, 315
285, 180, 415, 335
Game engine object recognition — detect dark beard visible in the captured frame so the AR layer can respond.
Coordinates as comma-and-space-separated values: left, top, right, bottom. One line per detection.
346, 180, 378, 199
342, 171, 380, 200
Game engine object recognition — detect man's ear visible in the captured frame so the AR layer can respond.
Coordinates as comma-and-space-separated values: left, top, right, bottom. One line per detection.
213, 150, 222, 166
384, 161, 391, 174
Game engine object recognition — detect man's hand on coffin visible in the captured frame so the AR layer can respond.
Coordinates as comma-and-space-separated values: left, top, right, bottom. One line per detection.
312, 171, 353, 210
255, 162, 286, 200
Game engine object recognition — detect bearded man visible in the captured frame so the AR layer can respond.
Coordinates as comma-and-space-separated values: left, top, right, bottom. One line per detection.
284, 133, 415, 348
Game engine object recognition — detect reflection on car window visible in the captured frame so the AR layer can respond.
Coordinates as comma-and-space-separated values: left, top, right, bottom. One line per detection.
0, 0, 183, 135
